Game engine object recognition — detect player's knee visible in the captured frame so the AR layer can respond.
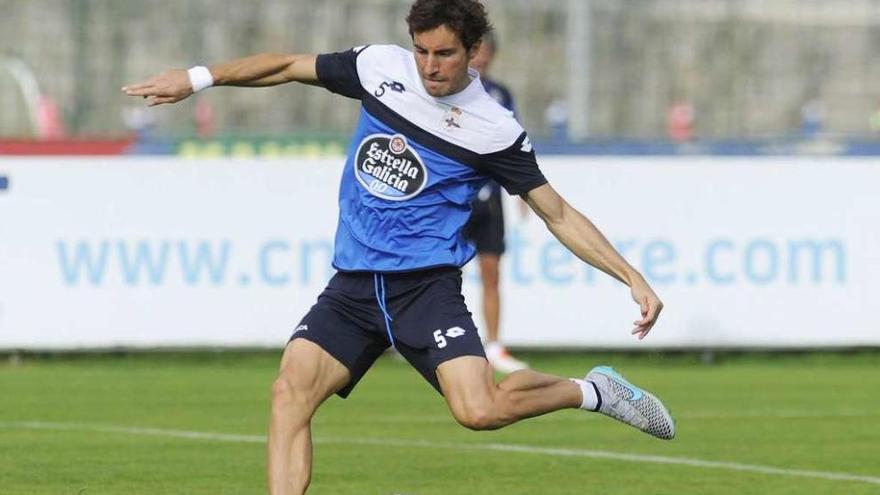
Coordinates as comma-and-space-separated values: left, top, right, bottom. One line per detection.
481, 269, 499, 289
453, 402, 502, 431
271, 371, 316, 410
486, 271, 500, 287
271, 375, 296, 404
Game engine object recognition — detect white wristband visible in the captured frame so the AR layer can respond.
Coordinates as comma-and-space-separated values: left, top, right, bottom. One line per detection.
187, 66, 214, 93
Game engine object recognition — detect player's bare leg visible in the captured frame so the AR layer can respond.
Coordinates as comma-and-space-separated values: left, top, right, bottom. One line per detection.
437, 356, 675, 439
479, 254, 528, 373
437, 356, 580, 429
268, 339, 350, 495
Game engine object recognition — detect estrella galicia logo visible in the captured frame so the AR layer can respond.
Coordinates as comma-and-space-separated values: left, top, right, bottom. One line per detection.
354, 134, 428, 201
375, 81, 406, 97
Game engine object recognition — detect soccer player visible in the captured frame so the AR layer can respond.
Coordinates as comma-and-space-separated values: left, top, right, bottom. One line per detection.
123, 1, 675, 493
463, 31, 529, 373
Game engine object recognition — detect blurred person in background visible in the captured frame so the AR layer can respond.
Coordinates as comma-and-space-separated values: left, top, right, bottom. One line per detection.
799, 97, 823, 138
666, 99, 694, 142
544, 96, 569, 141
464, 31, 529, 374
123, 1, 674, 493
35, 95, 65, 139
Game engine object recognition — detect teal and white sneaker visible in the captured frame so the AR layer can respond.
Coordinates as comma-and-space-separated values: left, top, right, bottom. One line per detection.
586, 366, 676, 440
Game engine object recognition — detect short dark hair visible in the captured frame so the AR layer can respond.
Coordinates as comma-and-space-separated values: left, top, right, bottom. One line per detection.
406, 0, 492, 52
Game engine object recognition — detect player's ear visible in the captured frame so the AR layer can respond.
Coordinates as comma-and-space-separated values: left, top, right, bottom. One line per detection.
467, 40, 482, 61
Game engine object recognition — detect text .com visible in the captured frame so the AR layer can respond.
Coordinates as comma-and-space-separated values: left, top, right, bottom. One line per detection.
57, 231, 846, 288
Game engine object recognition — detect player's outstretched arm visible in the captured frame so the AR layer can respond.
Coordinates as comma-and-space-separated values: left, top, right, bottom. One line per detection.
122, 53, 318, 107
523, 183, 663, 339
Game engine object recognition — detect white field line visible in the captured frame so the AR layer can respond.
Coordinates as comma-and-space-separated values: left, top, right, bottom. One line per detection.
1, 420, 879, 486
678, 409, 879, 420
315, 408, 880, 424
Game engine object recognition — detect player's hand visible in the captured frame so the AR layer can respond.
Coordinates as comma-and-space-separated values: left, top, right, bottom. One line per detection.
629, 275, 663, 340
122, 69, 193, 107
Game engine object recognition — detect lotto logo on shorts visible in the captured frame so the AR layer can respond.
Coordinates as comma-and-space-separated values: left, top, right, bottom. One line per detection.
433, 327, 466, 349
445, 327, 466, 338
354, 133, 428, 201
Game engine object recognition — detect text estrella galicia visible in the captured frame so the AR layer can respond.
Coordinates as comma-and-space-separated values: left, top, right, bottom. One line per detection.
354, 133, 428, 201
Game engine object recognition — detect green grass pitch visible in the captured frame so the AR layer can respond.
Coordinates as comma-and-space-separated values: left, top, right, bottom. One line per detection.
1, 351, 878, 494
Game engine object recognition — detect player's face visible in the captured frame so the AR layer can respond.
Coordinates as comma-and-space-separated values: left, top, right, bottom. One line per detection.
412, 25, 477, 97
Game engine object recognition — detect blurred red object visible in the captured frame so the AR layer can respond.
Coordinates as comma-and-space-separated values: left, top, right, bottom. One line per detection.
195, 97, 216, 138
667, 101, 694, 142
36, 95, 66, 140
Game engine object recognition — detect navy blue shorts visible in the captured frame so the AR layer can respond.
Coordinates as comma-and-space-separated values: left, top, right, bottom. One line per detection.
290, 267, 485, 398
463, 190, 505, 255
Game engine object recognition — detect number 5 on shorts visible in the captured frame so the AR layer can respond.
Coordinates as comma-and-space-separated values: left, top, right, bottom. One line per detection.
433, 329, 447, 349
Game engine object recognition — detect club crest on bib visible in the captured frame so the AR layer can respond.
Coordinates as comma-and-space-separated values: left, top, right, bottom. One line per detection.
354, 134, 428, 201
